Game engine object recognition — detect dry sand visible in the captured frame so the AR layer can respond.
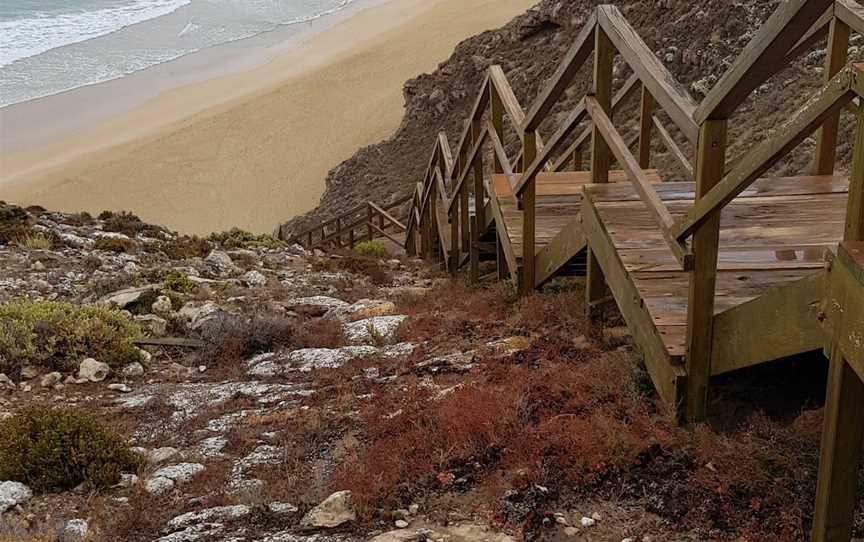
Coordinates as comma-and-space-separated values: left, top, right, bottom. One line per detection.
0, 0, 536, 235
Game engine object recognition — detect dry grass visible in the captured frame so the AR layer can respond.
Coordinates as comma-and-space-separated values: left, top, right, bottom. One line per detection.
13, 233, 53, 250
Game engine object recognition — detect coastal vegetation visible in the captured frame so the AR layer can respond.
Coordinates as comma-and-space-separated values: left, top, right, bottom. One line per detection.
0, 407, 142, 492
0, 301, 143, 378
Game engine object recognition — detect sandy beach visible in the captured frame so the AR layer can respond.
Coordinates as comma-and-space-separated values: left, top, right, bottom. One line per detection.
0, 0, 536, 235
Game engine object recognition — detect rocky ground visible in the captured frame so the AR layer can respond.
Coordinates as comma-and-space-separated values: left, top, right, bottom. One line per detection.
279, 0, 864, 238
0, 203, 860, 542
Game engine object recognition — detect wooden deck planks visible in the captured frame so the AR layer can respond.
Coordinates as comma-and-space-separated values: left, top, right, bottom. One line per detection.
587, 175, 848, 359
493, 170, 659, 255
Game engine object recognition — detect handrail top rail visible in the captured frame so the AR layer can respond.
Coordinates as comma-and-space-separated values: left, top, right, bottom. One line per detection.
289, 193, 412, 243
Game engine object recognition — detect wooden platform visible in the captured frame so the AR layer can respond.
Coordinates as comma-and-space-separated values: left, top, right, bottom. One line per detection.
582, 175, 849, 404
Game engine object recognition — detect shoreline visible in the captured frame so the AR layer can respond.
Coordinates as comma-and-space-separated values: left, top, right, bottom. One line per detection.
0, 0, 392, 154
0, 0, 536, 235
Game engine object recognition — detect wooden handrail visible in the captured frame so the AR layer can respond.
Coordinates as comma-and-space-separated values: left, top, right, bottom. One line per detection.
369, 202, 406, 231
585, 96, 692, 269
485, 120, 519, 192
694, 0, 833, 122
672, 68, 855, 241
522, 12, 597, 132
290, 193, 412, 249
597, 5, 699, 144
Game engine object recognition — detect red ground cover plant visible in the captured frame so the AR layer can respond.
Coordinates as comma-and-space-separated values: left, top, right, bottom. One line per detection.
329, 282, 843, 540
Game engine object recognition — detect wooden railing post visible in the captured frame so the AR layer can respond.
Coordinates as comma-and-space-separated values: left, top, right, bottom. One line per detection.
469, 215, 480, 283
460, 184, 470, 254
449, 177, 460, 275
638, 84, 654, 169
813, 17, 850, 175
367, 203, 374, 245
845, 100, 864, 242
684, 118, 728, 423
590, 25, 614, 183
471, 119, 486, 231
491, 86, 505, 175
520, 130, 537, 295
586, 20, 614, 313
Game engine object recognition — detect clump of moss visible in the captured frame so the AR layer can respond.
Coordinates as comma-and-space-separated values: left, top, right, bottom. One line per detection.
208, 228, 284, 250
162, 235, 212, 260
0, 203, 32, 246
0, 407, 142, 492
0, 301, 144, 378
94, 237, 137, 253
353, 240, 388, 258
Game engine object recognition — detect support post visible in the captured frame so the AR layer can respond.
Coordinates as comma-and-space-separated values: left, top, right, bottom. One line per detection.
449, 189, 460, 275
520, 130, 537, 295
491, 86, 505, 175
590, 27, 614, 183
469, 215, 480, 284
496, 233, 507, 280
460, 185, 471, 253
846, 101, 864, 242
638, 84, 654, 169
471, 120, 486, 232
684, 119, 728, 422
367, 204, 374, 246
813, 18, 850, 176
812, 347, 864, 542
585, 249, 608, 320
349, 228, 355, 250
573, 147, 583, 171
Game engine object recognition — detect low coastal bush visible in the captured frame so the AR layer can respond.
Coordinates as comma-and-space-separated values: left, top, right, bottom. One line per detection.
209, 228, 284, 250
0, 407, 142, 492
0, 301, 144, 378
162, 270, 197, 293
353, 240, 387, 258
94, 236, 137, 253
99, 210, 164, 238
161, 235, 212, 260
0, 203, 32, 246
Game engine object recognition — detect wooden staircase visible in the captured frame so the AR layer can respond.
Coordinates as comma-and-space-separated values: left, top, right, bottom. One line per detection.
405, 0, 864, 431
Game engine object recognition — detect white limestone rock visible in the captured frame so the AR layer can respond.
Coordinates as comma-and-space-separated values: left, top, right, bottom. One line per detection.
145, 463, 205, 495
0, 481, 32, 513
343, 315, 408, 345
300, 490, 356, 529
78, 358, 110, 382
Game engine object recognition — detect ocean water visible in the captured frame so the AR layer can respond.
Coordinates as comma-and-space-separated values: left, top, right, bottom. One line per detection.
0, 0, 357, 107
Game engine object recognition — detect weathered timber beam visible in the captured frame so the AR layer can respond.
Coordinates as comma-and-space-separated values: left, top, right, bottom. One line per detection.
837, 0, 864, 35
597, 5, 699, 144
585, 96, 692, 270
485, 121, 519, 192
482, 179, 518, 278
514, 98, 588, 196
552, 73, 640, 171
652, 115, 694, 179
673, 67, 855, 240
523, 12, 597, 132
369, 202, 407, 231
489, 65, 526, 128
448, 126, 490, 212
694, 0, 834, 122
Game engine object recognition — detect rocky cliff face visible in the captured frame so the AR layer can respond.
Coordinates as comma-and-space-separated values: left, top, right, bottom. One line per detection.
279, 0, 857, 238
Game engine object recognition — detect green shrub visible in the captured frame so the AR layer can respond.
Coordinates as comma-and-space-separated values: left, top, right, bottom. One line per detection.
208, 228, 285, 250
353, 240, 387, 258
0, 407, 142, 492
163, 270, 197, 293
0, 301, 144, 378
